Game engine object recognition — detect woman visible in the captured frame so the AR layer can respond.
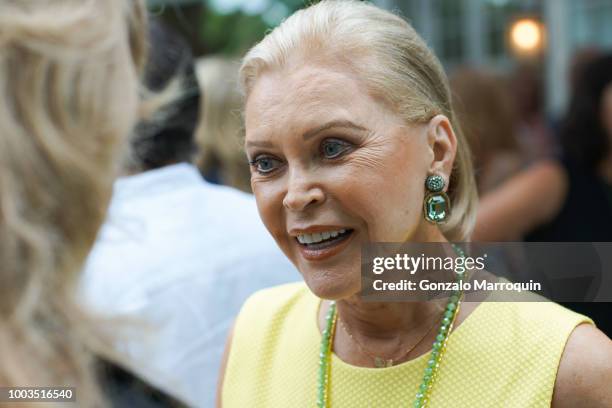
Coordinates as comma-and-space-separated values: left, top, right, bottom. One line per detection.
474, 55, 612, 337
195, 57, 252, 192
450, 67, 524, 193
0, 1, 183, 406
218, 1, 611, 407
475, 55, 612, 242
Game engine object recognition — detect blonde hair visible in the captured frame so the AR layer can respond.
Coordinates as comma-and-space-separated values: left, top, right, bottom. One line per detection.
195, 57, 251, 192
0, 0, 146, 406
240, 0, 477, 241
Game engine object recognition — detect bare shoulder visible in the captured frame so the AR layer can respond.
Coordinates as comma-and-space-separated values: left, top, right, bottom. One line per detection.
552, 323, 612, 408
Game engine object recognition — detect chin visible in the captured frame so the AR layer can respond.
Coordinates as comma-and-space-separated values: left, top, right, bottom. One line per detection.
301, 267, 360, 300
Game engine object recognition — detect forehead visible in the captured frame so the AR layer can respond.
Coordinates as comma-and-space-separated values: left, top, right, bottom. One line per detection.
245, 64, 377, 138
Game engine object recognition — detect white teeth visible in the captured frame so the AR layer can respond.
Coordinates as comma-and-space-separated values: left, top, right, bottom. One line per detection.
296, 229, 349, 245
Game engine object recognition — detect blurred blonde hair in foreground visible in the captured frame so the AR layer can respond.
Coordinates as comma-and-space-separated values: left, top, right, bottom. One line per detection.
195, 57, 251, 192
239, 0, 478, 240
0, 0, 145, 406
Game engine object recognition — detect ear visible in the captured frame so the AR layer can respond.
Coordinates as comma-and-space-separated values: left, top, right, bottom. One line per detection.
426, 114, 457, 190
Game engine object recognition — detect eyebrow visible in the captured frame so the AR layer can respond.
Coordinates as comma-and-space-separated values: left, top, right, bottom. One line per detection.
303, 120, 368, 140
245, 140, 274, 148
245, 120, 368, 149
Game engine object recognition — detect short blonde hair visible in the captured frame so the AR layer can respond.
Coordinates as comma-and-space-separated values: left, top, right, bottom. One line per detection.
0, 0, 145, 405
240, 0, 477, 241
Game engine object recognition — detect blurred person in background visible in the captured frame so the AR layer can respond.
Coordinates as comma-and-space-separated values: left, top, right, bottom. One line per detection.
451, 67, 524, 193
0, 0, 184, 406
567, 47, 602, 98
217, 2, 611, 407
81, 19, 297, 408
475, 54, 612, 337
451, 67, 532, 288
509, 63, 558, 163
195, 57, 252, 193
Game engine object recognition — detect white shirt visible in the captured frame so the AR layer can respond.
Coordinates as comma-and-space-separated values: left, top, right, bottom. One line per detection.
80, 163, 298, 407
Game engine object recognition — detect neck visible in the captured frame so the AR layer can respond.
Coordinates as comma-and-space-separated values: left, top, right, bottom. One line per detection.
327, 296, 445, 368
325, 223, 451, 366
340, 222, 449, 337
410, 220, 448, 242
336, 297, 444, 341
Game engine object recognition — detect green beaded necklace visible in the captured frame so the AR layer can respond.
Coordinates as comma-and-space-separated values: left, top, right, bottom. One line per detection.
317, 244, 466, 408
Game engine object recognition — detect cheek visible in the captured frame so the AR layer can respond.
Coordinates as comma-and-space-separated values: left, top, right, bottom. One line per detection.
334, 142, 428, 240
363, 172, 425, 241
253, 182, 286, 243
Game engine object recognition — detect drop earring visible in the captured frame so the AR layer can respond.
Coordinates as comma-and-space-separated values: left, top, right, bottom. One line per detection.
424, 174, 451, 223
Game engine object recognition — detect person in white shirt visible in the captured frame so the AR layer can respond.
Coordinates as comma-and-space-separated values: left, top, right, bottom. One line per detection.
80, 21, 298, 408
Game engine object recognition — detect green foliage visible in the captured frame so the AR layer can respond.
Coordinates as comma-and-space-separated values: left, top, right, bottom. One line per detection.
149, 0, 312, 57
199, 8, 270, 56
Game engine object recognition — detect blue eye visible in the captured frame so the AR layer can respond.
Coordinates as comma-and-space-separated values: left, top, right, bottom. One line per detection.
321, 139, 350, 159
250, 156, 282, 174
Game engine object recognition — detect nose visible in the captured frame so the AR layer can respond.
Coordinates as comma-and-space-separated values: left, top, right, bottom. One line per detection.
282, 168, 325, 212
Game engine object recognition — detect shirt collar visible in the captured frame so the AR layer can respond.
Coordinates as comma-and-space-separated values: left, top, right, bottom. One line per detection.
112, 163, 204, 200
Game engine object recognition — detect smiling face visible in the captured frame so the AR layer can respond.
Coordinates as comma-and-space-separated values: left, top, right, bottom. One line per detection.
245, 64, 451, 299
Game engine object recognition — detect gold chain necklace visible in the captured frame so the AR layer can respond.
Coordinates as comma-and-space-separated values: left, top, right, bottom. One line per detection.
317, 243, 467, 407
336, 307, 444, 368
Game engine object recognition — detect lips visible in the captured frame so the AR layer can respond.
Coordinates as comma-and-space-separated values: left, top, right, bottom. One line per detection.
294, 228, 355, 261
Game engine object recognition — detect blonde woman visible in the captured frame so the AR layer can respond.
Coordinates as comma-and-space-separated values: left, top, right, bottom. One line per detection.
0, 1, 183, 407
217, 1, 612, 407
195, 57, 252, 192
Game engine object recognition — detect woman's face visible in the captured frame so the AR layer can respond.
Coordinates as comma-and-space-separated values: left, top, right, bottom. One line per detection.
244, 64, 454, 299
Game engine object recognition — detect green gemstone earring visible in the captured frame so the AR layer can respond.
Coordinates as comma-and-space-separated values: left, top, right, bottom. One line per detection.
424, 174, 451, 223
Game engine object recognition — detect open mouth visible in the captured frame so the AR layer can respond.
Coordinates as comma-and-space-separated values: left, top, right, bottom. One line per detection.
295, 229, 354, 250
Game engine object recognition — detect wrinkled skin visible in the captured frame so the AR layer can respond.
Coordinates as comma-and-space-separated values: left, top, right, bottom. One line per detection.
245, 64, 456, 300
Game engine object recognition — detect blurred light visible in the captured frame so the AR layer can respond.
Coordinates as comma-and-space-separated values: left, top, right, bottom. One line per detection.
242, 0, 270, 15
262, 2, 289, 26
208, 0, 240, 14
487, 0, 510, 6
510, 18, 543, 54
208, 0, 269, 15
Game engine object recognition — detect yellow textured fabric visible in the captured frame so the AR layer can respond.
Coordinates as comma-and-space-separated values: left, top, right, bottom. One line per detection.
222, 282, 593, 407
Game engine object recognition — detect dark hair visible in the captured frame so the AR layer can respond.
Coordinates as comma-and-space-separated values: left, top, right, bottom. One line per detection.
131, 19, 201, 171
560, 54, 612, 170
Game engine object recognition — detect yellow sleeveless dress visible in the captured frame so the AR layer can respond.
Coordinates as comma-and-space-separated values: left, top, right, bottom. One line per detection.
222, 282, 593, 407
